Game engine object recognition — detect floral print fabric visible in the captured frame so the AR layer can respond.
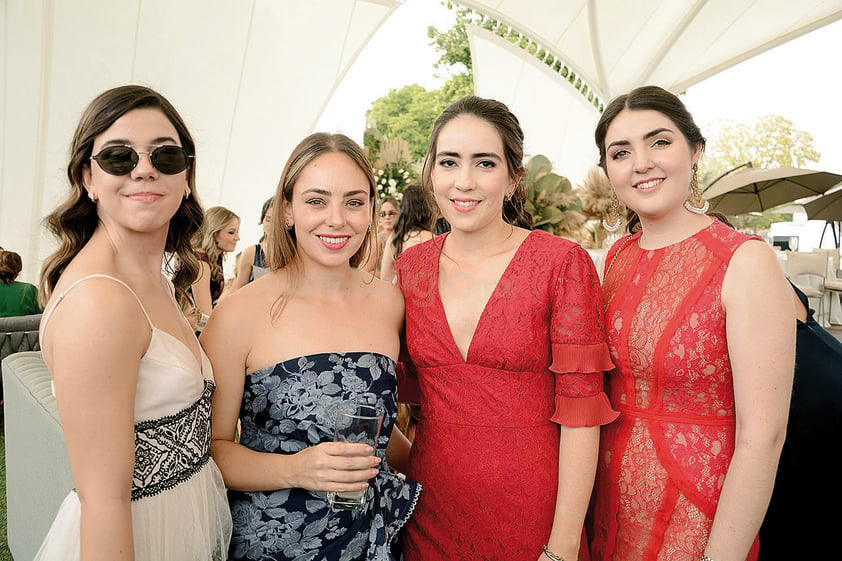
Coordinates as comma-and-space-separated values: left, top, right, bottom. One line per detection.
229, 352, 420, 561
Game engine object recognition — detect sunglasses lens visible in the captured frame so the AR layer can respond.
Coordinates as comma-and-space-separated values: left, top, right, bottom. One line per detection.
151, 146, 191, 174
96, 146, 138, 175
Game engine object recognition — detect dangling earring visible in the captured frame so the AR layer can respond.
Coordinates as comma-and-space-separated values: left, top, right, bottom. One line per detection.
88, 191, 98, 203
684, 164, 709, 214
184, 188, 190, 199
602, 193, 622, 232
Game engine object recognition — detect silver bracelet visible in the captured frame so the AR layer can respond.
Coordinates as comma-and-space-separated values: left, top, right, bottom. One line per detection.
700, 556, 716, 561
542, 545, 565, 561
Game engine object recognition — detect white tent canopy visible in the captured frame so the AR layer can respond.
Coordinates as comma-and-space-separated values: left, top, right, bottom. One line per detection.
1, 0, 398, 282
469, 26, 601, 185
460, 0, 842, 102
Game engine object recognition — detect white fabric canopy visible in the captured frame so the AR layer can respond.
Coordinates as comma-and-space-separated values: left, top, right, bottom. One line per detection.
1, 0, 398, 282
469, 26, 601, 185
460, 0, 842, 102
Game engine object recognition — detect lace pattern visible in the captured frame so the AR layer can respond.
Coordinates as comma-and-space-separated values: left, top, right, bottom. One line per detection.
590, 221, 759, 561
132, 379, 214, 501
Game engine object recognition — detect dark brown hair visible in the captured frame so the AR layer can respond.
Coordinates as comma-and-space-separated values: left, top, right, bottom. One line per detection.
595, 85, 706, 232
0, 250, 23, 284
421, 96, 533, 230
391, 185, 434, 257
39, 85, 204, 309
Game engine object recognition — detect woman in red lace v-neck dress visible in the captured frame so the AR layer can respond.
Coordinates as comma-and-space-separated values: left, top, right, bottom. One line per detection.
587, 86, 794, 561
397, 96, 618, 561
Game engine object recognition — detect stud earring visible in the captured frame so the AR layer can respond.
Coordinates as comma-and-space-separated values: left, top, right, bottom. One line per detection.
602, 193, 622, 232
88, 191, 98, 203
284, 220, 292, 230
684, 164, 709, 214
184, 188, 190, 199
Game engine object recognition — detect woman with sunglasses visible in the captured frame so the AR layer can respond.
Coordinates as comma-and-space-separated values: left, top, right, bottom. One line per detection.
35, 85, 231, 561
379, 185, 434, 284
202, 132, 420, 560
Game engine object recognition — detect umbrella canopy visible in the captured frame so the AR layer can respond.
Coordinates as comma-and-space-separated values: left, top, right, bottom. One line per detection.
804, 188, 842, 221
702, 167, 842, 215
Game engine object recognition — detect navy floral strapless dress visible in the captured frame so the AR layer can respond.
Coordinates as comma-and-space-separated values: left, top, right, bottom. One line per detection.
229, 352, 421, 561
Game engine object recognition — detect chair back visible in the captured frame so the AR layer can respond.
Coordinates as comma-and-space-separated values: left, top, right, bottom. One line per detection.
785, 251, 828, 278
812, 248, 840, 277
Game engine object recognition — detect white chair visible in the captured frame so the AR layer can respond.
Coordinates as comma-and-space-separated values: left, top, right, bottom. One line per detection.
786, 251, 829, 324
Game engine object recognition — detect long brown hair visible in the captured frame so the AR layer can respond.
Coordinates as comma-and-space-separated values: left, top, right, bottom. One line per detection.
421, 96, 533, 230
193, 206, 240, 283
266, 133, 376, 314
39, 85, 204, 309
595, 85, 706, 233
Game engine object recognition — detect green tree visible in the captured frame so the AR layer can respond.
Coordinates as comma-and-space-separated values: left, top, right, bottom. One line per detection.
700, 114, 820, 231
366, 85, 448, 161
700, 114, 820, 187
364, 2, 475, 162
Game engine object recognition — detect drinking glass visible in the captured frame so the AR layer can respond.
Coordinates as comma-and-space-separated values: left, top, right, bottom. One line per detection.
326, 402, 383, 510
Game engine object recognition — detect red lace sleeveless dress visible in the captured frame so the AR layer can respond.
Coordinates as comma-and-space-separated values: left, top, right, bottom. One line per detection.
589, 220, 760, 561
397, 230, 618, 561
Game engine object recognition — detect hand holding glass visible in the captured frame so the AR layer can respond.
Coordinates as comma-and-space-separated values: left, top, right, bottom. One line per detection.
327, 402, 384, 510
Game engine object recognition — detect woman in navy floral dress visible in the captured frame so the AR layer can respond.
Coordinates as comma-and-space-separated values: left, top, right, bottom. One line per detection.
202, 133, 420, 561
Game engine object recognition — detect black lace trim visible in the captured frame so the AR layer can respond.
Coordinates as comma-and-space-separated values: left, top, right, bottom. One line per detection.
132, 379, 214, 501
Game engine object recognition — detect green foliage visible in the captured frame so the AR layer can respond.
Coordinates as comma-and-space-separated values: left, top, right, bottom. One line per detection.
523, 155, 588, 239
366, 85, 448, 161
700, 115, 821, 187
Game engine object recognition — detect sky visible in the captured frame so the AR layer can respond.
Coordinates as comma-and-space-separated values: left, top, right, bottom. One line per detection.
317, 0, 842, 174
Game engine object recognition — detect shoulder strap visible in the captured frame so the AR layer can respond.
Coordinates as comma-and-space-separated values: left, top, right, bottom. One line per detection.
40, 274, 154, 342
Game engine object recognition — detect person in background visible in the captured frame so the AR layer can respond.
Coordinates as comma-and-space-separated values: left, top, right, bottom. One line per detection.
234, 197, 273, 289
202, 132, 420, 560
397, 96, 616, 561
377, 196, 400, 246
187, 205, 240, 329
358, 196, 400, 276
588, 85, 794, 561
379, 185, 434, 283
34, 84, 230, 561
0, 249, 42, 317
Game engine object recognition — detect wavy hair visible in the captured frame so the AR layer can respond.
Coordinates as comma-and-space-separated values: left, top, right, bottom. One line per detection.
192, 206, 240, 284
39, 85, 204, 309
421, 96, 533, 230
595, 85, 706, 233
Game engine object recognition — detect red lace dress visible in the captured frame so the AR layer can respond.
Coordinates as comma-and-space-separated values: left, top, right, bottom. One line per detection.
589, 220, 759, 561
397, 230, 618, 561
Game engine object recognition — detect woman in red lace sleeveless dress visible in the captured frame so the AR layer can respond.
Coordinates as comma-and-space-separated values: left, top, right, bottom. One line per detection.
587, 86, 794, 561
397, 96, 618, 561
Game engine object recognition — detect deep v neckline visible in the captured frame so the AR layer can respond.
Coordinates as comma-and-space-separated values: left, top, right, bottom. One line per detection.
434, 230, 534, 362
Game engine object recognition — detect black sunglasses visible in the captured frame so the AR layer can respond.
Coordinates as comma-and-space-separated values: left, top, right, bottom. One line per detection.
90, 145, 193, 176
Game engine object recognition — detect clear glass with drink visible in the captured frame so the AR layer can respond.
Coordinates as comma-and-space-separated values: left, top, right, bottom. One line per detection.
326, 402, 383, 510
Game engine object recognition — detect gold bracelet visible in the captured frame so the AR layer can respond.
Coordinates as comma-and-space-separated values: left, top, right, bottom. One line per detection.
542, 545, 565, 561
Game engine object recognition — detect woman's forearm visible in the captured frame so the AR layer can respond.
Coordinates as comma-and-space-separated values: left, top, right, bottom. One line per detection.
545, 425, 600, 560
704, 430, 786, 561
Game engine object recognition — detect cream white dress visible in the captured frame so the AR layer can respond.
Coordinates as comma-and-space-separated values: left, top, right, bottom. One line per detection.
35, 274, 231, 561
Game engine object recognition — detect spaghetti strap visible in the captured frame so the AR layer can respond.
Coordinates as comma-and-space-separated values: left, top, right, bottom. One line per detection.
40, 274, 154, 344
